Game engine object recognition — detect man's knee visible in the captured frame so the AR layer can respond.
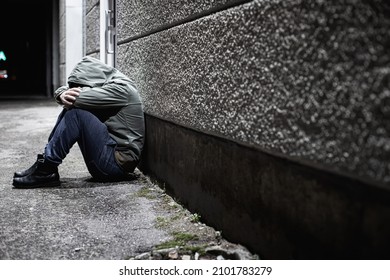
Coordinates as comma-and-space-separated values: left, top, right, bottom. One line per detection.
64, 108, 103, 131
63, 108, 94, 121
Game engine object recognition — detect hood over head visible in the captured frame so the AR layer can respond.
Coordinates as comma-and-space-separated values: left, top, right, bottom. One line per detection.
67, 56, 114, 88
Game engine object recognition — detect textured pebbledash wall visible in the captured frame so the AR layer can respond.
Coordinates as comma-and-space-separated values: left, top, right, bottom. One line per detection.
85, 3, 100, 56
59, 0, 66, 85
117, 0, 390, 188
117, 0, 243, 40
78, 0, 390, 258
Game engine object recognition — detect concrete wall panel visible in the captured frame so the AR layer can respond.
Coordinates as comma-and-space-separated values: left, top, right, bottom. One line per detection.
86, 0, 99, 13
85, 4, 100, 54
59, 0, 66, 84
117, 0, 390, 187
116, 0, 241, 40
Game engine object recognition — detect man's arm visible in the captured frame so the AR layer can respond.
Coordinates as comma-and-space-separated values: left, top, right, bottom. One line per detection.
54, 86, 81, 109
73, 77, 138, 109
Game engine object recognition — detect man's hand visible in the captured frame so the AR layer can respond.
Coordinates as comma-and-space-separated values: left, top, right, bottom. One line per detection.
59, 88, 81, 109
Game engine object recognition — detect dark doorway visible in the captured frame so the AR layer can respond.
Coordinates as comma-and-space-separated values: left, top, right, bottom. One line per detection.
0, 0, 56, 97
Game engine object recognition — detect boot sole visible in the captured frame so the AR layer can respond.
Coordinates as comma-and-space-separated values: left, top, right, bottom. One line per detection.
12, 180, 61, 189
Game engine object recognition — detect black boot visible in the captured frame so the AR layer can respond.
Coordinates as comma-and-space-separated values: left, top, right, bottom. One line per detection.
14, 154, 44, 178
12, 158, 60, 188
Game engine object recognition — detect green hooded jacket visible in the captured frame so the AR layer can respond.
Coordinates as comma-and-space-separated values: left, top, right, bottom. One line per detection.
54, 56, 145, 174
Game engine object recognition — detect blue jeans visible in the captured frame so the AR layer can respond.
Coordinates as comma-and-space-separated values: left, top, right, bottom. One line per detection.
44, 108, 126, 181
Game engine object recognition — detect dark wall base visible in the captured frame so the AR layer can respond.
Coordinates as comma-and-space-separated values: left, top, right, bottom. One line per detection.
139, 114, 390, 259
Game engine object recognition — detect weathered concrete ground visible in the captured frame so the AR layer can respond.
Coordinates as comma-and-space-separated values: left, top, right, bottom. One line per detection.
0, 99, 257, 260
